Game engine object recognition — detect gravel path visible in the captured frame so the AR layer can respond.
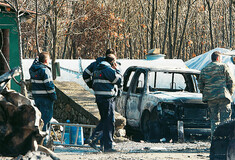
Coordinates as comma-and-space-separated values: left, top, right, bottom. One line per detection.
0, 140, 210, 160
54, 140, 210, 160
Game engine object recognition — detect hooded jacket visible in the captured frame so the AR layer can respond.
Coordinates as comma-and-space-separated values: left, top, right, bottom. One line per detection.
29, 58, 57, 101
92, 61, 123, 98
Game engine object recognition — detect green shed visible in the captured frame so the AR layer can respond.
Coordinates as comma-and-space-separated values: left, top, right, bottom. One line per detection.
0, 2, 34, 92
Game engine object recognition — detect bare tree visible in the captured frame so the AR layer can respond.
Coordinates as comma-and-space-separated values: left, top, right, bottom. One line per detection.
18, 0, 234, 62
229, 0, 233, 48
150, 0, 156, 49
206, 0, 215, 49
177, 0, 192, 59
161, 0, 170, 55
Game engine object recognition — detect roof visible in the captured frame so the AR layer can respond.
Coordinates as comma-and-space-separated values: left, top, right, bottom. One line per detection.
0, 2, 35, 14
127, 65, 201, 74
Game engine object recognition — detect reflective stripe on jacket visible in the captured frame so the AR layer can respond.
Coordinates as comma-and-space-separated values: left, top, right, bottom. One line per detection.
29, 58, 57, 101
93, 61, 123, 98
82, 57, 104, 88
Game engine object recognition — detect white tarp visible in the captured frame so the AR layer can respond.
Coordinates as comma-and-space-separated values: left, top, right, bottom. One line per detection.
186, 48, 235, 72
185, 48, 235, 101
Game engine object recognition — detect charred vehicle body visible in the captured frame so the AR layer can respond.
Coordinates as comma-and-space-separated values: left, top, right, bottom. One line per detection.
116, 66, 210, 141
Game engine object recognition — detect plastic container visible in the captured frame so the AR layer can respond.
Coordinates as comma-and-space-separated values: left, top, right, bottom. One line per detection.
63, 120, 70, 144
70, 126, 84, 145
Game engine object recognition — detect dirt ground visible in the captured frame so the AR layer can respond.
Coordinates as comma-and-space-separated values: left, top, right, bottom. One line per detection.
0, 139, 210, 160
53, 140, 210, 160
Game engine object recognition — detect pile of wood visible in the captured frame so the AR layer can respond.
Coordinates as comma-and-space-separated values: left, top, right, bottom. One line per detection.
0, 88, 42, 156
0, 68, 59, 160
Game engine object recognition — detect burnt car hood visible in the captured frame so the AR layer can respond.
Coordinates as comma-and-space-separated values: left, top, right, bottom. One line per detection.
150, 91, 204, 104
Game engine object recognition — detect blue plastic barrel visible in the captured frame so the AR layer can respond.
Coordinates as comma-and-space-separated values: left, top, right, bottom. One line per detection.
70, 126, 84, 145
63, 120, 70, 144
64, 132, 70, 144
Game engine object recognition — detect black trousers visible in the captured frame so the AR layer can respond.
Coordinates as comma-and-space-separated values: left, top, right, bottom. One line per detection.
94, 96, 115, 150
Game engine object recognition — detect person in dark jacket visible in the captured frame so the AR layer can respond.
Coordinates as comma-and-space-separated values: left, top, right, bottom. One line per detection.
83, 49, 117, 88
29, 52, 57, 132
92, 54, 123, 152
83, 49, 120, 150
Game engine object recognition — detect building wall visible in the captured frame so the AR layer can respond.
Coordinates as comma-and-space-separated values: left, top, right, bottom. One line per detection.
0, 12, 20, 91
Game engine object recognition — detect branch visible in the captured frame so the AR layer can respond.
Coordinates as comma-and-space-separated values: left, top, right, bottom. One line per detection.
3, 0, 16, 11
72, 26, 101, 35
57, 0, 66, 13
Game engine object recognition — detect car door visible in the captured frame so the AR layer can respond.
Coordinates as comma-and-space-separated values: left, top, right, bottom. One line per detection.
115, 67, 135, 116
125, 69, 147, 128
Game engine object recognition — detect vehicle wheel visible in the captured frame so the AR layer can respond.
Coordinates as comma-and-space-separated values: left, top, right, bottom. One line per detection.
210, 120, 235, 160
210, 138, 229, 160
227, 139, 235, 160
141, 110, 150, 141
148, 111, 165, 142
148, 120, 163, 142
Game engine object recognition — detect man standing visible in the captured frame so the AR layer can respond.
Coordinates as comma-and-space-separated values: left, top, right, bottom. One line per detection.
92, 54, 122, 152
83, 49, 120, 150
29, 52, 57, 132
198, 51, 235, 137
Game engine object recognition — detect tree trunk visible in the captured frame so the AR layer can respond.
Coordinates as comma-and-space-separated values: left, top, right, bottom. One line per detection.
128, 4, 133, 59
177, 0, 191, 59
62, 22, 71, 59
13, 0, 27, 96
168, 0, 173, 59
173, 0, 180, 58
150, 0, 155, 49
35, 0, 39, 54
206, 0, 214, 49
72, 39, 77, 59
52, 0, 58, 80
162, 0, 170, 55
43, 20, 49, 52
229, 0, 233, 48
146, 0, 150, 51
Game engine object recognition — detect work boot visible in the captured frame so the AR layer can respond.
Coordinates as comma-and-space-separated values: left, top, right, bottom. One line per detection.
104, 148, 119, 153
99, 139, 104, 152
87, 138, 100, 151
99, 144, 104, 152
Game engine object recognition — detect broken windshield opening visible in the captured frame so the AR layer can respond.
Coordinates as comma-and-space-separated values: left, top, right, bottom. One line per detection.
148, 71, 197, 92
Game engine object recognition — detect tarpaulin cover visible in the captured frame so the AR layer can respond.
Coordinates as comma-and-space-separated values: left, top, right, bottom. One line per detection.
186, 48, 235, 101
186, 48, 235, 72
